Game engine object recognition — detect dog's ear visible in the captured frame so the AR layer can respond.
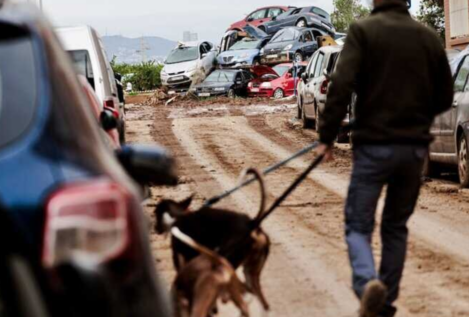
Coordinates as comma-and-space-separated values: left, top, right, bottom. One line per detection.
178, 195, 194, 211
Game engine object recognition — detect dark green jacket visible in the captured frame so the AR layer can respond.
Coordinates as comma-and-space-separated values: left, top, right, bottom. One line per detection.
319, 0, 453, 146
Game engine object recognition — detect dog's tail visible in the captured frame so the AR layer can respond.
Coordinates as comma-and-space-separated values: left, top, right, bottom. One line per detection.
171, 227, 233, 271
238, 168, 267, 225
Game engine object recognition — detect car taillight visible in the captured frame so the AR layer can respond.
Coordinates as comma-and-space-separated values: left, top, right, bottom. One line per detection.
320, 79, 329, 94
104, 98, 116, 110
42, 180, 131, 268
104, 106, 120, 119
248, 82, 252, 88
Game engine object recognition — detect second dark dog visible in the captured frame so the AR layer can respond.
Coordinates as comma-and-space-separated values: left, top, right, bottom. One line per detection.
154, 168, 271, 310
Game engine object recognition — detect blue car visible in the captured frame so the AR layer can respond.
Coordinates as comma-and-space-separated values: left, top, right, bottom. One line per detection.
218, 25, 271, 68
0, 3, 173, 316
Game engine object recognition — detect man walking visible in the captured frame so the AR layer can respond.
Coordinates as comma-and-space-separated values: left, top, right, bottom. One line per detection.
316, 0, 454, 316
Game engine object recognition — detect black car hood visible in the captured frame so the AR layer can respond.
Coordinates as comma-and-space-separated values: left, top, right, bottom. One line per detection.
243, 25, 270, 40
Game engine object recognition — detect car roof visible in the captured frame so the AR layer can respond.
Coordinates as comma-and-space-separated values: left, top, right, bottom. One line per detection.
255, 5, 291, 10
213, 69, 242, 73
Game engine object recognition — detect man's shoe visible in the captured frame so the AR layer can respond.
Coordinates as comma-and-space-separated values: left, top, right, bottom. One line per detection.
359, 280, 387, 317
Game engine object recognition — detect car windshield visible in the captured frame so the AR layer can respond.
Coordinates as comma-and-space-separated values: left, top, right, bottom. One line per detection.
68, 50, 95, 89
205, 71, 236, 83
229, 39, 261, 50
271, 29, 300, 43
165, 46, 199, 64
0, 28, 37, 149
273, 65, 290, 77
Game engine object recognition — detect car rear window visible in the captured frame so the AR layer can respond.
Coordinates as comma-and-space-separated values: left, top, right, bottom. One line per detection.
310, 7, 330, 21
0, 26, 37, 149
68, 50, 95, 89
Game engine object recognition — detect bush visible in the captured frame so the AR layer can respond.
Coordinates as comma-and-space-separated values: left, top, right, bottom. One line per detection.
111, 57, 163, 91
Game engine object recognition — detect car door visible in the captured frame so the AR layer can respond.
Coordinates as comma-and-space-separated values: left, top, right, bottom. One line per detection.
300, 30, 316, 57
304, 51, 320, 116
310, 51, 326, 111
246, 9, 268, 27
441, 56, 469, 154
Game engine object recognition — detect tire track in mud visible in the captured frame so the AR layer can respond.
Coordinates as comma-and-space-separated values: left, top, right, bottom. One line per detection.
127, 102, 469, 317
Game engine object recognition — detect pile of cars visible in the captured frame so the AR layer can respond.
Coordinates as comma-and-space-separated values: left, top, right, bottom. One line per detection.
161, 5, 339, 99
0, 2, 175, 316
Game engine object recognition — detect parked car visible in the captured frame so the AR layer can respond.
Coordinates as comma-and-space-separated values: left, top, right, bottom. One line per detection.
248, 62, 307, 98
258, 6, 335, 37
297, 45, 353, 142
78, 75, 121, 149
193, 69, 254, 98
56, 26, 126, 144
426, 51, 469, 187
0, 4, 174, 316
160, 41, 217, 91
260, 27, 320, 64
297, 45, 341, 130
218, 26, 271, 68
228, 6, 290, 31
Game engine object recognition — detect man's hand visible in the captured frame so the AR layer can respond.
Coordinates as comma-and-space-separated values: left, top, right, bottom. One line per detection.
315, 143, 334, 162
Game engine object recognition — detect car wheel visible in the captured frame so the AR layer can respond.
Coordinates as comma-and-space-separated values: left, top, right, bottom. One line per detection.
296, 19, 307, 28
274, 88, 284, 99
297, 97, 302, 119
314, 104, 321, 131
294, 52, 304, 63
228, 89, 236, 98
302, 104, 313, 129
458, 133, 469, 187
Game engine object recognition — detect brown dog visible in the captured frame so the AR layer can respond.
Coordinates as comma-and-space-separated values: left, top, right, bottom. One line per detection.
171, 227, 249, 317
154, 168, 271, 310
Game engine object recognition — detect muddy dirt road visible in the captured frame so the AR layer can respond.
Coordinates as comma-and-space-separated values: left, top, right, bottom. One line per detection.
126, 96, 469, 317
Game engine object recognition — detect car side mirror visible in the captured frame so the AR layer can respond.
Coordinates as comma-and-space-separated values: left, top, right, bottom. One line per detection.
323, 69, 331, 80
116, 145, 178, 186
286, 73, 292, 78
272, 16, 277, 21
114, 72, 122, 81
236, 80, 243, 85
247, 17, 254, 22
201, 53, 207, 58
301, 72, 308, 82
100, 108, 119, 131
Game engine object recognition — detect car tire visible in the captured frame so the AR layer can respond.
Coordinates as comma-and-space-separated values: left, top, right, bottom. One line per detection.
302, 104, 314, 129
274, 88, 284, 99
296, 19, 307, 28
294, 52, 304, 63
314, 104, 321, 131
458, 133, 469, 187
297, 98, 303, 119
228, 89, 236, 98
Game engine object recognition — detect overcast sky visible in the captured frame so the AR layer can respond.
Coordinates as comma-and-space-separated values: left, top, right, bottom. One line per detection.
25, 0, 421, 42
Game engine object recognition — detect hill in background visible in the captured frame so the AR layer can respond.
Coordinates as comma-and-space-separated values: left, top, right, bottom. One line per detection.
103, 35, 177, 64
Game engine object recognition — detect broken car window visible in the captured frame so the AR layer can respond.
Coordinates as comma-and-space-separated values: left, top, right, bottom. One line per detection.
165, 46, 199, 64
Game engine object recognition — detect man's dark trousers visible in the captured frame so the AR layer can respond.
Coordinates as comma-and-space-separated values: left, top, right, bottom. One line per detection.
345, 144, 427, 317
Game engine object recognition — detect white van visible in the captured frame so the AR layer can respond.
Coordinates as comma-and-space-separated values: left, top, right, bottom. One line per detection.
56, 26, 125, 142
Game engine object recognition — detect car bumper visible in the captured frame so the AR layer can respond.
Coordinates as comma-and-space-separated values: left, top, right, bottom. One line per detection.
248, 88, 274, 98
162, 75, 192, 88
196, 90, 228, 97
260, 52, 293, 65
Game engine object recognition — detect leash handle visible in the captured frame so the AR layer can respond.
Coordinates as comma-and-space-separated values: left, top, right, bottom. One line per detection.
203, 142, 320, 207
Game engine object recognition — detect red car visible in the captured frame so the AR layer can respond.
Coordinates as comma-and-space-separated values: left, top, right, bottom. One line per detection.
229, 6, 290, 31
248, 62, 307, 99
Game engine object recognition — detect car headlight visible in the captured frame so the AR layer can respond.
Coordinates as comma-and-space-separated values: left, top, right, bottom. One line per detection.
260, 82, 272, 89
260, 48, 265, 55
186, 66, 197, 74
283, 44, 293, 51
214, 87, 226, 91
161, 69, 168, 77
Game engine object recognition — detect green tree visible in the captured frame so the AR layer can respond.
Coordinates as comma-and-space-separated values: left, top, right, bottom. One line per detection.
417, 0, 445, 42
111, 57, 164, 91
331, 0, 371, 33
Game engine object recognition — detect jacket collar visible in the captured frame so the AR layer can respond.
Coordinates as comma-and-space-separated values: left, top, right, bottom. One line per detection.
372, 0, 409, 15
